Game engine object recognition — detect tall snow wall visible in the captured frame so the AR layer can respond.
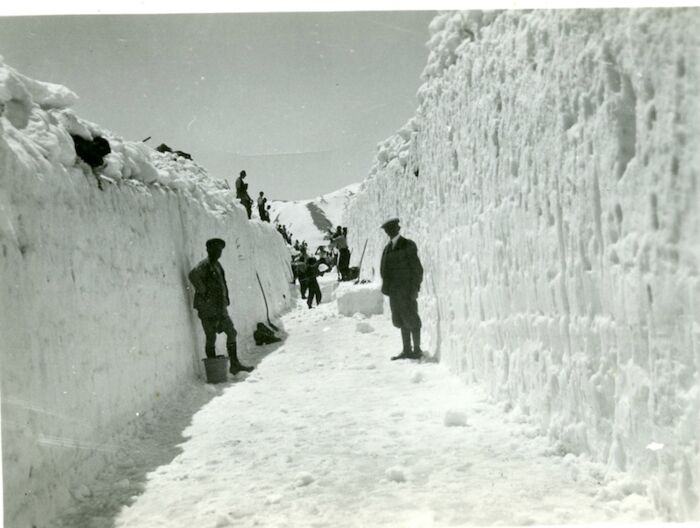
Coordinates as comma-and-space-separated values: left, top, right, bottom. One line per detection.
345, 9, 700, 520
0, 59, 293, 528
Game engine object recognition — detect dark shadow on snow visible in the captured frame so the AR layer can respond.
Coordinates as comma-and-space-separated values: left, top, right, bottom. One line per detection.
53, 330, 291, 528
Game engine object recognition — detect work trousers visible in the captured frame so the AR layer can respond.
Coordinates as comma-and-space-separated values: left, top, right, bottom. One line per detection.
388, 290, 422, 330
307, 278, 322, 308
200, 313, 238, 358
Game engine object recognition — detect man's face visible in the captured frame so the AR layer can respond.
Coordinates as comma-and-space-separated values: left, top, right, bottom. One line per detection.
208, 246, 223, 261
383, 224, 400, 238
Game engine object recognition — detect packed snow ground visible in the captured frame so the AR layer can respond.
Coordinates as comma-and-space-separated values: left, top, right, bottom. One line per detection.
95, 296, 660, 528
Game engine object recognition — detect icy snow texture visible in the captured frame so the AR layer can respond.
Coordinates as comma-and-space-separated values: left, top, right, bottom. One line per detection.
0, 58, 293, 528
336, 282, 385, 317
345, 9, 700, 520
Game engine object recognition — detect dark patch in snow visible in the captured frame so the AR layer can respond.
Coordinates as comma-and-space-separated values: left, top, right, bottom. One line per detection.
306, 202, 334, 234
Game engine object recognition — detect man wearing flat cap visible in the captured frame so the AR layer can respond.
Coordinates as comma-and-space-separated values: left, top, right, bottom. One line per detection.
380, 218, 424, 360
189, 238, 253, 374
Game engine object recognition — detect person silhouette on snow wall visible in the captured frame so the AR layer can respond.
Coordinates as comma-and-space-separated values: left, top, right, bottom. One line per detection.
380, 218, 424, 361
257, 191, 266, 220
235, 170, 253, 219
188, 238, 253, 374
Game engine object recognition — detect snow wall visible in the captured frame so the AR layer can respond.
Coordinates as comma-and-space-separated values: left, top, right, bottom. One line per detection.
345, 9, 700, 520
0, 59, 293, 528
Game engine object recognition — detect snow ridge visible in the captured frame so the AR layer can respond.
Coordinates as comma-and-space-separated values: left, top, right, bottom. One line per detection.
345, 9, 700, 520
270, 183, 360, 250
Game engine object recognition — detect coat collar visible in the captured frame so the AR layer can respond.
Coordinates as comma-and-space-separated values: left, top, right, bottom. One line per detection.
386, 235, 405, 250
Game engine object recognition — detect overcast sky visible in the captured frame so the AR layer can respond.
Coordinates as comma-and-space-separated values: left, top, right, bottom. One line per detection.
0, 11, 435, 200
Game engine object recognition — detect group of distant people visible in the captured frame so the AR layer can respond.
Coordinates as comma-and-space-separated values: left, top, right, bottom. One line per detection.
187, 216, 426, 377
188, 168, 425, 368
276, 224, 293, 244
287, 225, 356, 310
235, 170, 272, 222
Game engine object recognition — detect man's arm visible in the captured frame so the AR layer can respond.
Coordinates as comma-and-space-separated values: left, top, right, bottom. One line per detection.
406, 241, 423, 295
188, 262, 207, 293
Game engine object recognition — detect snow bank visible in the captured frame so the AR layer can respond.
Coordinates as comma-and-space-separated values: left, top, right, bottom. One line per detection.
336, 282, 384, 317
345, 9, 700, 520
0, 58, 293, 528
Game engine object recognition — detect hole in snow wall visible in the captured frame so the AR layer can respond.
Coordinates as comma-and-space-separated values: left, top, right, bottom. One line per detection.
345, 9, 700, 520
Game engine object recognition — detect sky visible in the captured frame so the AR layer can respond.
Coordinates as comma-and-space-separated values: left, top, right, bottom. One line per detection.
0, 11, 435, 200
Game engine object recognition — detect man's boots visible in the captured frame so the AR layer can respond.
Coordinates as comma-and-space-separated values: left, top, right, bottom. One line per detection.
409, 328, 423, 359
391, 328, 415, 360
227, 344, 253, 374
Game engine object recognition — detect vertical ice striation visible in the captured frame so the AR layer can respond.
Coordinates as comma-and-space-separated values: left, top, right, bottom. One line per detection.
345, 9, 700, 519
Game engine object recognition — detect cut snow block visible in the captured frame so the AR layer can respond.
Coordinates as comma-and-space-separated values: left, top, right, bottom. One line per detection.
319, 278, 339, 304
337, 283, 384, 317
296, 472, 314, 487
202, 356, 228, 383
356, 321, 375, 334
385, 466, 407, 483
444, 410, 468, 427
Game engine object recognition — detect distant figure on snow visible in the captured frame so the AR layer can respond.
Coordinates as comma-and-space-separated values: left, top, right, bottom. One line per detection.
235, 170, 253, 219
188, 238, 253, 374
257, 191, 266, 220
379, 218, 424, 361
304, 257, 327, 309
332, 226, 350, 281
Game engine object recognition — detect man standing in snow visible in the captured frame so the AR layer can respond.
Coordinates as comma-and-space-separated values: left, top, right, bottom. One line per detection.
257, 191, 266, 220
188, 238, 253, 374
235, 170, 253, 219
380, 218, 424, 360
331, 226, 350, 280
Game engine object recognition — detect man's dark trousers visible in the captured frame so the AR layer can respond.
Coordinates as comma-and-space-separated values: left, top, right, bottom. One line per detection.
307, 278, 322, 308
200, 314, 238, 359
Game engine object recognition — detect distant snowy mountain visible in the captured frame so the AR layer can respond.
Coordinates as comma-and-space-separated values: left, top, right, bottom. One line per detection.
269, 183, 360, 250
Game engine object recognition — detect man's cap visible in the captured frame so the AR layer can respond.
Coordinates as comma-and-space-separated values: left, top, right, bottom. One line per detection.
206, 238, 226, 250
381, 218, 400, 229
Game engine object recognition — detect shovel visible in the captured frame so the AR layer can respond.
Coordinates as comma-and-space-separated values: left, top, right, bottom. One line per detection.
255, 271, 280, 331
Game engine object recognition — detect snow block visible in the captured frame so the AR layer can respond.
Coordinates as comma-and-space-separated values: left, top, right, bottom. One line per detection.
345, 9, 700, 520
355, 321, 375, 334
385, 466, 408, 483
336, 282, 384, 317
444, 410, 468, 427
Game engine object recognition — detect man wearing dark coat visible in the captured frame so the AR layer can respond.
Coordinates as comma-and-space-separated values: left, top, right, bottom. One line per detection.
188, 238, 253, 374
380, 218, 424, 360
235, 170, 253, 220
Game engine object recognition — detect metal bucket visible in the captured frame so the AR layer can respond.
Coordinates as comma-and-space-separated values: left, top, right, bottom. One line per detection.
202, 356, 228, 383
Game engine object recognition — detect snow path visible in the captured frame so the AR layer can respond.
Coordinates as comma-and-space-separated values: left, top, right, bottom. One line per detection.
113, 300, 656, 527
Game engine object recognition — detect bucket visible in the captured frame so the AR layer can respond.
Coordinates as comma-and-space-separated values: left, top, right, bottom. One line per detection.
202, 356, 229, 383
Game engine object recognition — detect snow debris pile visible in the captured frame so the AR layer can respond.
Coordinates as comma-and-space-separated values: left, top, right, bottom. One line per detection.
355, 321, 375, 334
345, 9, 700, 520
385, 466, 408, 483
444, 410, 469, 427
336, 282, 384, 317
0, 58, 293, 528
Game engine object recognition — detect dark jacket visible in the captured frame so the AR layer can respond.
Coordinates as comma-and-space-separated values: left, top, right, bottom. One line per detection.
380, 236, 423, 296
235, 177, 251, 202
188, 258, 230, 319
